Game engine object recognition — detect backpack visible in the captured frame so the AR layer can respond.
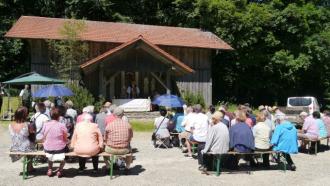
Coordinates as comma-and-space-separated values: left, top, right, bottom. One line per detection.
28, 113, 49, 142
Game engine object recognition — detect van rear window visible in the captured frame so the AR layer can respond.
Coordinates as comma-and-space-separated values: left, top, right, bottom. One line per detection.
288, 98, 312, 106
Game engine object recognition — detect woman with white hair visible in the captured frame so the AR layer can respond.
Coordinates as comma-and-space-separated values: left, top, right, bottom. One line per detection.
65, 100, 77, 123
76, 106, 94, 123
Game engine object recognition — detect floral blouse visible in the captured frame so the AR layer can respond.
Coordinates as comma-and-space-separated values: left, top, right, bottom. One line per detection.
8, 123, 35, 162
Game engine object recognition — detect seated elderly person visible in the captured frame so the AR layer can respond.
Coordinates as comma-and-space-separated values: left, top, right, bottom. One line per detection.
253, 112, 272, 167
77, 106, 94, 123
71, 114, 103, 173
104, 107, 133, 171
298, 112, 319, 150
179, 106, 195, 151
229, 110, 255, 168
41, 108, 68, 177
313, 111, 328, 138
9, 107, 35, 172
199, 111, 229, 171
186, 104, 209, 157
271, 113, 298, 171
322, 110, 330, 136
153, 109, 170, 147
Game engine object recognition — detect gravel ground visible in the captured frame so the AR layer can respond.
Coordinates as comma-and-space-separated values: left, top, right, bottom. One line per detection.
0, 125, 330, 186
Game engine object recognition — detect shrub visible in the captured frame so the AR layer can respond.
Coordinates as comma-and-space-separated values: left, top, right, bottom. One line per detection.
183, 91, 205, 108
66, 83, 94, 112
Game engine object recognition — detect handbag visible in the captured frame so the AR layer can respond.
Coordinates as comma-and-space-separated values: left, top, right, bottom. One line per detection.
151, 117, 166, 141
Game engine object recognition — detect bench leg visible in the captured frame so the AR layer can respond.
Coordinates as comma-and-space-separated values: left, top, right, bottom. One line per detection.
109, 155, 116, 180
216, 155, 221, 176
315, 142, 317, 155
22, 156, 29, 180
192, 144, 196, 154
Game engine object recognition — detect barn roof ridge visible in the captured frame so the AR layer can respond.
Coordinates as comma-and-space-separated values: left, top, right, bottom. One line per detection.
5, 16, 233, 50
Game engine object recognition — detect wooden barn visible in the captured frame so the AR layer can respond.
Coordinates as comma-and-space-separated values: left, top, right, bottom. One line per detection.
5, 16, 232, 109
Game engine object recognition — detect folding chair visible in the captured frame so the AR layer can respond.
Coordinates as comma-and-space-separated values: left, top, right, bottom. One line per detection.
154, 136, 170, 149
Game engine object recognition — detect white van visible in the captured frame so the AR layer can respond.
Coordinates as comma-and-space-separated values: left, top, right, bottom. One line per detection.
287, 96, 320, 115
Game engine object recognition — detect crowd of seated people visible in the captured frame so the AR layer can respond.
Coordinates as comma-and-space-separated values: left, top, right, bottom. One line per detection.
8, 100, 133, 177
152, 103, 303, 172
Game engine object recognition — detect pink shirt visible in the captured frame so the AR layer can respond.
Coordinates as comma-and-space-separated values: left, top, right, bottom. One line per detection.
303, 115, 319, 138
77, 113, 93, 123
71, 122, 103, 157
41, 120, 68, 151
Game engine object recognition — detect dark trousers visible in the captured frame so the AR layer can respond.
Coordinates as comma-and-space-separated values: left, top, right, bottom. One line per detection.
282, 153, 294, 166
22, 100, 30, 110
255, 148, 270, 167
201, 153, 214, 169
197, 143, 206, 165
79, 156, 99, 170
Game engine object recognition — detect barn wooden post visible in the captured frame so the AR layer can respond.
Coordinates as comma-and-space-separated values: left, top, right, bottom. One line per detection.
99, 63, 104, 96
166, 69, 171, 94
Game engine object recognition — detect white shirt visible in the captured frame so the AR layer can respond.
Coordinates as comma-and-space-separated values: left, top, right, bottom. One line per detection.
191, 113, 209, 142
19, 90, 24, 97
66, 108, 77, 121
31, 112, 50, 140
181, 112, 196, 132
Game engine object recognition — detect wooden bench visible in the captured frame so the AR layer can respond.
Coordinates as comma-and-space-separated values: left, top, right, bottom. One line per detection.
209, 151, 286, 176
302, 136, 330, 155
7, 151, 132, 180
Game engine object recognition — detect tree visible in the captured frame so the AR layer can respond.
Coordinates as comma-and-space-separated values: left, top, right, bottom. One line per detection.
47, 19, 89, 81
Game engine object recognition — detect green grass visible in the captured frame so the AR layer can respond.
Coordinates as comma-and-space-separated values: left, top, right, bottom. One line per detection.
131, 120, 154, 132
1, 96, 20, 116
0, 120, 11, 128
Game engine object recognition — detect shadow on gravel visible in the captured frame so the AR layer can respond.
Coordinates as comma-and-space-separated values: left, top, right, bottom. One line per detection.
20, 164, 146, 180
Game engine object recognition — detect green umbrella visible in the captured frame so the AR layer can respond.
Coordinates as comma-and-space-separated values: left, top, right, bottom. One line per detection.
3, 72, 65, 85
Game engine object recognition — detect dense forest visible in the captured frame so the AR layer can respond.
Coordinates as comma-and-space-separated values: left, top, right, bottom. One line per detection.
0, 0, 330, 106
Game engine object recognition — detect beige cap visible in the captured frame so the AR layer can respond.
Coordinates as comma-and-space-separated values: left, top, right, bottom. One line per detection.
258, 105, 265, 111
212, 111, 224, 120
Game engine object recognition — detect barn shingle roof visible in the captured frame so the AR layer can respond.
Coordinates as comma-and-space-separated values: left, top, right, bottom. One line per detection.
5, 16, 233, 50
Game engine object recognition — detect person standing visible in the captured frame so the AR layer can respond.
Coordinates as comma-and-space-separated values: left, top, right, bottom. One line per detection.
0, 83, 4, 113
19, 85, 31, 110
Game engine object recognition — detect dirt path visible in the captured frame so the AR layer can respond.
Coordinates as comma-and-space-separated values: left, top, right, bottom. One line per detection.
0, 126, 330, 186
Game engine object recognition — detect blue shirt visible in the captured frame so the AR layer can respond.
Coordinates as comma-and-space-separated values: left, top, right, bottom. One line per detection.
316, 119, 328, 138
173, 113, 185, 132
229, 122, 255, 152
271, 121, 298, 154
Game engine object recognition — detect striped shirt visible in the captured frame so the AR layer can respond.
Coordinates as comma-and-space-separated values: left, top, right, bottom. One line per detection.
105, 118, 133, 148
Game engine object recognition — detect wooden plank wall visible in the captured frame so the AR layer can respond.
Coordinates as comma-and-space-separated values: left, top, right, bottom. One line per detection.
29, 39, 56, 77
160, 46, 213, 106
28, 40, 214, 105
